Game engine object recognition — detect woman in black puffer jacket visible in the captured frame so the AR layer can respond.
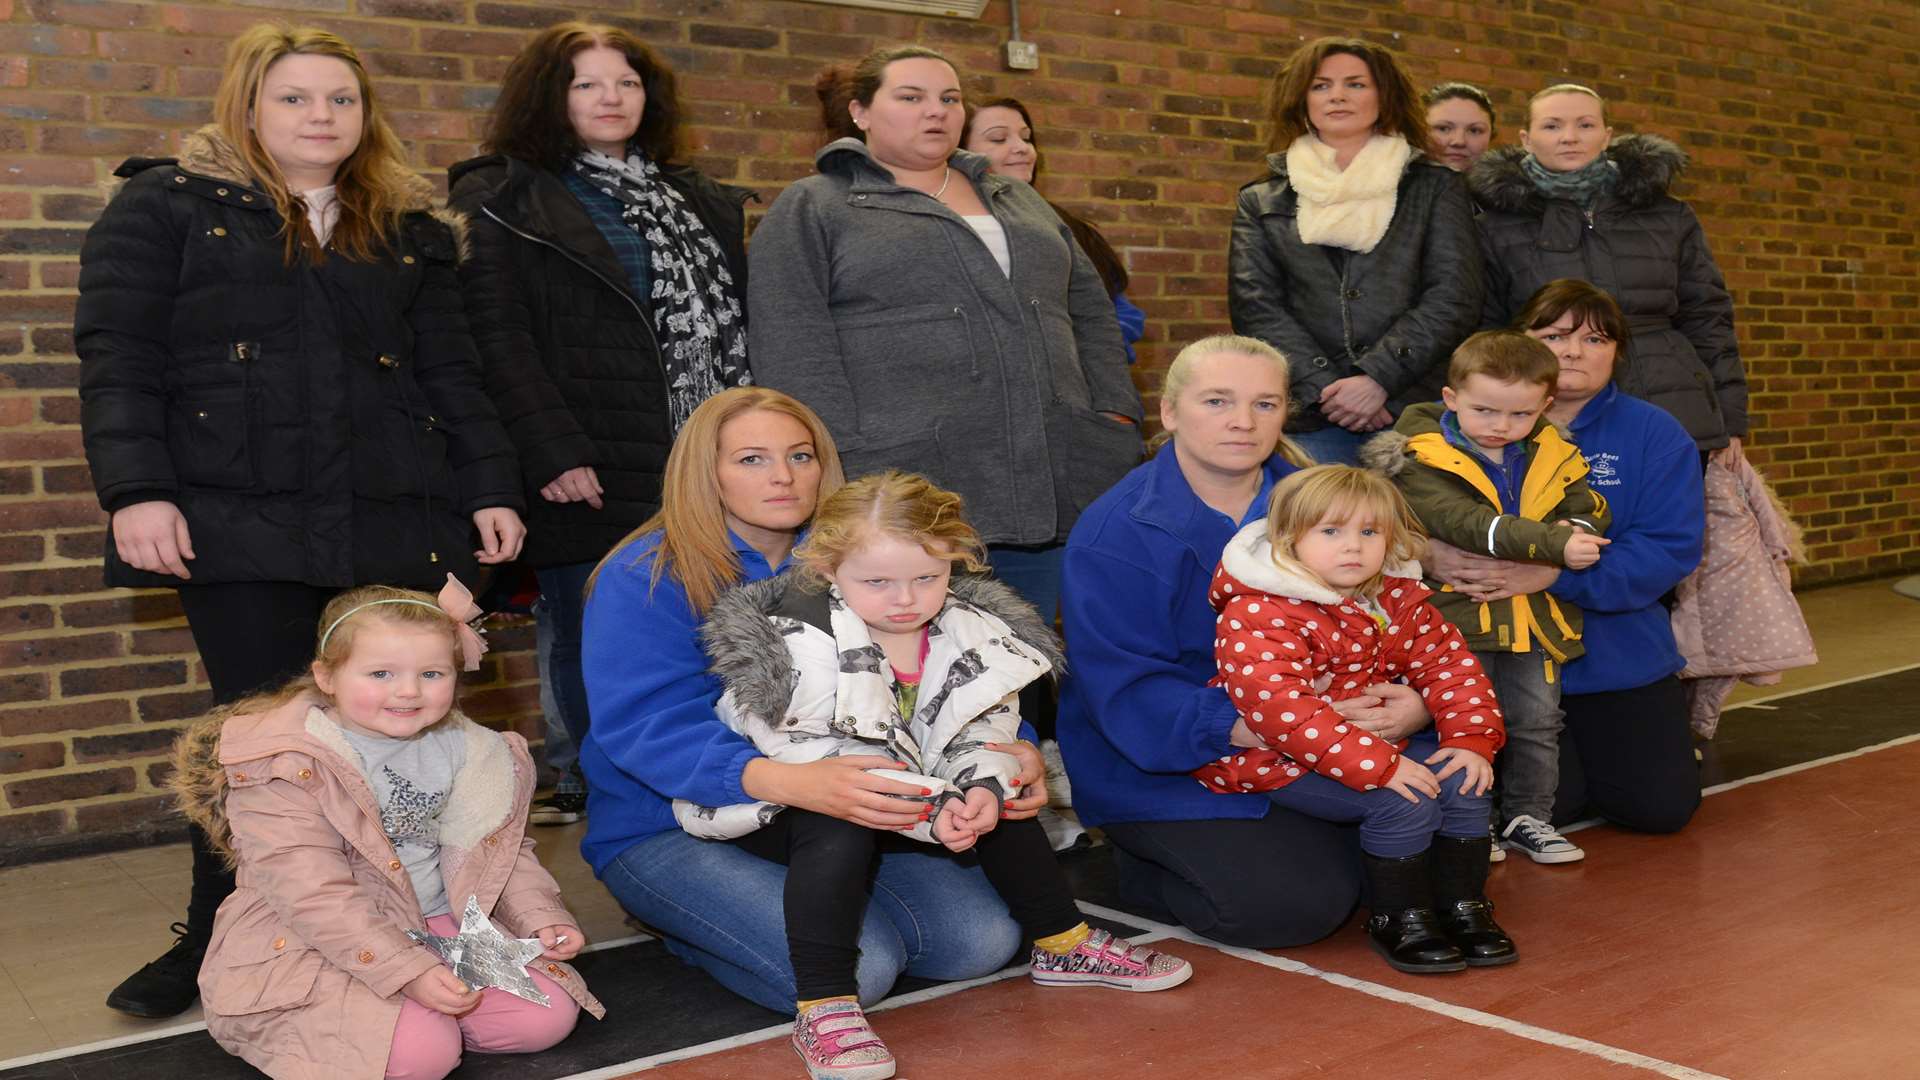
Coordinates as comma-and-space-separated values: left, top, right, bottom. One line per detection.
1230, 37, 1483, 466
76, 25, 522, 1020
1470, 84, 1747, 457
448, 22, 753, 818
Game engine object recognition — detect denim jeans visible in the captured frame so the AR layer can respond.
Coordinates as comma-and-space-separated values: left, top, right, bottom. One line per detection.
533, 595, 578, 787
1481, 650, 1563, 825
1287, 424, 1373, 466
535, 560, 597, 789
598, 828, 1023, 1012
1264, 731, 1490, 857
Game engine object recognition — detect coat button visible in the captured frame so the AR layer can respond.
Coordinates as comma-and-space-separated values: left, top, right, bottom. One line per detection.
389, 859, 403, 871
211, 227, 227, 237
242, 194, 254, 202
484, 835, 496, 845
402, 255, 416, 264
854, 193, 867, 200
1345, 289, 1361, 299
215, 187, 229, 196
358, 950, 375, 964
297, 768, 312, 780
232, 771, 247, 781
547, 964, 566, 979
272, 938, 286, 950
173, 175, 186, 184
377, 354, 399, 369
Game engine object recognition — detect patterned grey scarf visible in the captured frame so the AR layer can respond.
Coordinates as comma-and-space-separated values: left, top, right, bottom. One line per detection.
572, 148, 750, 430
1520, 151, 1620, 209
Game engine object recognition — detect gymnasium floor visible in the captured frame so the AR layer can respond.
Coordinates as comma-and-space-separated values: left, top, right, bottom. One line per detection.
1, 576, 1914, 1079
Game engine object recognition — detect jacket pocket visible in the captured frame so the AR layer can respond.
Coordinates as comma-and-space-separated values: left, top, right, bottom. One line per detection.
1050, 406, 1143, 515
1029, 298, 1092, 408
834, 304, 976, 431
355, 399, 455, 501
202, 925, 323, 1016
168, 385, 253, 490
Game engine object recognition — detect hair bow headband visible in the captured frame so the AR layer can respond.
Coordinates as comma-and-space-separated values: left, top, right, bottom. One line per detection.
317, 573, 491, 672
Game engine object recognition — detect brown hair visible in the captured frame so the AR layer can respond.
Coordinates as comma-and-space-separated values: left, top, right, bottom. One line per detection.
484, 21, 684, 170
1424, 81, 1497, 135
961, 96, 1131, 298
814, 45, 954, 142
1446, 330, 1560, 393
212, 24, 419, 265
1264, 37, 1426, 152
588, 387, 846, 615
1264, 465, 1426, 598
1526, 83, 1606, 127
793, 471, 988, 585
1512, 278, 1632, 380
1154, 334, 1312, 467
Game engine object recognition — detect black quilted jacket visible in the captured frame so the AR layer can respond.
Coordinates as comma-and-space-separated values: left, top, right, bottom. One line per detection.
1469, 134, 1747, 449
447, 154, 752, 568
76, 127, 522, 590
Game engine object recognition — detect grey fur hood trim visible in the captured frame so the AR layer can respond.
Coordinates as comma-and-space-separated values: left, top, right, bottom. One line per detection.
1360, 429, 1412, 477
701, 570, 1065, 725
177, 125, 438, 212
1468, 133, 1688, 215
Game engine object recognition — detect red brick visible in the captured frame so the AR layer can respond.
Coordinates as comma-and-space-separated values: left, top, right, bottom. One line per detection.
0, 565, 105, 597
129, 626, 195, 656
0, 534, 43, 563
37, 124, 169, 157
59, 591, 181, 627
0, 741, 64, 773
53, 528, 105, 560
134, 688, 212, 724
75, 792, 179, 832
0, 497, 101, 530
3, 765, 133, 806
0, 670, 46, 701
0, 632, 121, 668
32, 59, 163, 92
72, 726, 179, 762
59, 659, 187, 696
0, 807, 68, 841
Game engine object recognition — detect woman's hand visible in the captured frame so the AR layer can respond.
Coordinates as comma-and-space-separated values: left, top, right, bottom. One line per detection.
1334, 683, 1430, 742
1425, 746, 1495, 796
742, 755, 930, 830
1714, 436, 1744, 468
540, 466, 605, 509
1425, 539, 1561, 603
1228, 717, 1264, 749
402, 965, 482, 1016
534, 923, 584, 962
1318, 374, 1389, 431
987, 740, 1047, 820
111, 501, 195, 579
472, 507, 527, 564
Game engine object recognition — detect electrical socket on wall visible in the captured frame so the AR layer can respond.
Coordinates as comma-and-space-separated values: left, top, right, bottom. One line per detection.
1005, 40, 1039, 70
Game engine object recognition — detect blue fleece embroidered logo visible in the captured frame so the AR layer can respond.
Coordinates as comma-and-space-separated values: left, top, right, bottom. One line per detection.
1585, 451, 1621, 486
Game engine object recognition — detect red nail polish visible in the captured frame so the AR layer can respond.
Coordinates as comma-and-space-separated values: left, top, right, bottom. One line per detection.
919, 788, 932, 796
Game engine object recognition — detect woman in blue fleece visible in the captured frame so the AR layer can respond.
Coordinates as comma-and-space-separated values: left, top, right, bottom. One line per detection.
1427, 280, 1705, 833
1059, 335, 1442, 948
577, 387, 1035, 1012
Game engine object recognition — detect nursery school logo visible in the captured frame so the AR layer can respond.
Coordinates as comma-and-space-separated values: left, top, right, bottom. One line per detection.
1585, 451, 1621, 485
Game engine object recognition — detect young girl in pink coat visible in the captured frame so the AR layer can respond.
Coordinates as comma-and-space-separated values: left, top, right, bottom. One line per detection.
174, 579, 603, 1080
1199, 465, 1515, 974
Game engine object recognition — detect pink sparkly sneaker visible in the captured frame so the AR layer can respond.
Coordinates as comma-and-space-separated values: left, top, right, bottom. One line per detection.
1028, 927, 1194, 991
791, 999, 895, 1080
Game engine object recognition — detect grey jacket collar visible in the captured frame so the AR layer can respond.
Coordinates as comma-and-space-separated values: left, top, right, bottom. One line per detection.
815, 136, 1006, 199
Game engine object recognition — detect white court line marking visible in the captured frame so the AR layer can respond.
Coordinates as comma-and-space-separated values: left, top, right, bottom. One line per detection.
1700, 730, 1920, 798
1074, 902, 1731, 1080
556, 922, 1175, 1079
1722, 660, 1920, 710
0, 1020, 208, 1072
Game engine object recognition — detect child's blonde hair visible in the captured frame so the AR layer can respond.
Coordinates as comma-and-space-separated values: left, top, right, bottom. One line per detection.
793, 471, 988, 585
1265, 465, 1427, 597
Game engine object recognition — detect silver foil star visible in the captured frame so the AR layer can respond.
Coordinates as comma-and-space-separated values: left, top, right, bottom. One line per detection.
405, 895, 550, 1007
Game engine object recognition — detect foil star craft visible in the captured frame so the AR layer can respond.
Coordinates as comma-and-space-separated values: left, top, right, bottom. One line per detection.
406, 895, 551, 1007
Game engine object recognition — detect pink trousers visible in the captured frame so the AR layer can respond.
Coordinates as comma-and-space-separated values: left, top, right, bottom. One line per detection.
385, 912, 581, 1080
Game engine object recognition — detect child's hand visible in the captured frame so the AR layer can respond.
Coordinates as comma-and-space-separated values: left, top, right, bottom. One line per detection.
403, 965, 482, 1016
931, 799, 976, 852
1562, 530, 1610, 570
1424, 746, 1495, 796
949, 786, 1001, 837
1382, 756, 1441, 805
534, 923, 584, 962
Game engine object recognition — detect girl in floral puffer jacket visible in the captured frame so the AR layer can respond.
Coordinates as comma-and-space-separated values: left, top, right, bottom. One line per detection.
1201, 465, 1515, 974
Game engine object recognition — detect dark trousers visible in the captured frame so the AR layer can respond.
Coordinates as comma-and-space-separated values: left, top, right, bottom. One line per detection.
1552, 674, 1701, 835
534, 560, 596, 761
732, 808, 1083, 1001
1101, 806, 1361, 950
174, 582, 338, 942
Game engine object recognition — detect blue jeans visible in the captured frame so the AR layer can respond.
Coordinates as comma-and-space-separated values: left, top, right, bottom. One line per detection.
1265, 732, 1490, 858
986, 542, 1064, 622
533, 596, 578, 786
598, 829, 1023, 1012
1288, 424, 1372, 466
535, 561, 596, 787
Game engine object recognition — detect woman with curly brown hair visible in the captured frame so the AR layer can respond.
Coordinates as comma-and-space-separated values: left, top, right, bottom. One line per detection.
449, 22, 754, 824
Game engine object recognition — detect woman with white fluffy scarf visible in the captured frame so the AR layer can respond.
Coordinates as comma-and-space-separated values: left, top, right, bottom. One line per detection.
1229, 37, 1484, 466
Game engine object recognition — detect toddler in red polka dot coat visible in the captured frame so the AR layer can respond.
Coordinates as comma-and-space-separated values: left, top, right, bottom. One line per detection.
1194, 465, 1516, 973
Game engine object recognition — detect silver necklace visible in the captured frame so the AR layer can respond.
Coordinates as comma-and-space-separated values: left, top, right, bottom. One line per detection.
929, 166, 951, 200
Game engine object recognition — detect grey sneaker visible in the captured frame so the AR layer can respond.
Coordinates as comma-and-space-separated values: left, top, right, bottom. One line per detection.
1500, 814, 1585, 864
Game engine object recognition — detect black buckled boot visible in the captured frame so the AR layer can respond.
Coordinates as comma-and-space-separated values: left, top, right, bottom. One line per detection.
1361, 851, 1466, 974
1429, 834, 1518, 967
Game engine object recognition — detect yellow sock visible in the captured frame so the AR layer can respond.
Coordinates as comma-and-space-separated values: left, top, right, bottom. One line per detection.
796, 994, 857, 1014
1033, 922, 1092, 956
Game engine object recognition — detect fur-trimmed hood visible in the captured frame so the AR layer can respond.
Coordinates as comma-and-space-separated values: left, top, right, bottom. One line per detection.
171, 693, 518, 865
1218, 519, 1422, 607
1468, 133, 1689, 215
1358, 404, 1576, 480
701, 570, 1065, 727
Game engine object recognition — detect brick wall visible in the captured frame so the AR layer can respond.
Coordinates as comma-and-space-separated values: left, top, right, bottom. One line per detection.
2, 0, 1916, 861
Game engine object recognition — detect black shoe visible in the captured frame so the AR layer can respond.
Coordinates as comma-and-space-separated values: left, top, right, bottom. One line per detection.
1361, 851, 1465, 974
105, 923, 205, 1018
529, 790, 586, 826
1436, 898, 1518, 966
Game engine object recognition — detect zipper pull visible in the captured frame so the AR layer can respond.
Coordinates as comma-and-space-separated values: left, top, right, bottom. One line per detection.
1583, 208, 1595, 229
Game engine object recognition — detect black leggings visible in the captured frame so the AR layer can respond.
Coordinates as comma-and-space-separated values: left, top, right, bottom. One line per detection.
175, 582, 338, 942
732, 807, 1084, 1001
1552, 674, 1701, 834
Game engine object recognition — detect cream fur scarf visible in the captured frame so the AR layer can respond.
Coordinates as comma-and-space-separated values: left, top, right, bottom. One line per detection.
1286, 133, 1412, 253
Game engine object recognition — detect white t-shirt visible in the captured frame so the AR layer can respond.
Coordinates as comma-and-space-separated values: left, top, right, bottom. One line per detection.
962, 214, 1012, 277
299, 185, 341, 248
339, 719, 467, 917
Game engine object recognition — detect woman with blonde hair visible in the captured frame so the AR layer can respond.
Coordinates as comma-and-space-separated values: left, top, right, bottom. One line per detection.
1060, 336, 1435, 948
578, 388, 1054, 1020
77, 23, 523, 1018
1230, 37, 1483, 465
